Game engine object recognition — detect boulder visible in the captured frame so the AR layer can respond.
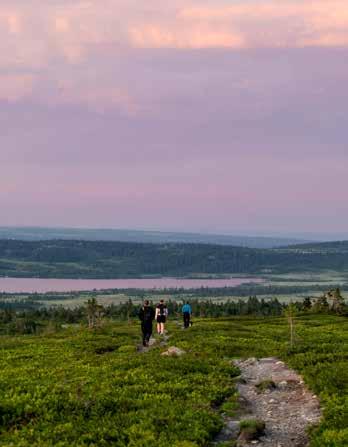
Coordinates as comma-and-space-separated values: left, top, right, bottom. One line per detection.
161, 346, 186, 357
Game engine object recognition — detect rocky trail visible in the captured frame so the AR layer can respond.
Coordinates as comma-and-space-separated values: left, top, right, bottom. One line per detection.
137, 332, 170, 353
215, 357, 322, 447
139, 335, 322, 445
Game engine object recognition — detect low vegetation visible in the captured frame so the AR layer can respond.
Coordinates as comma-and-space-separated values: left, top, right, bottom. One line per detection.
238, 419, 266, 441
255, 379, 276, 394
0, 310, 347, 446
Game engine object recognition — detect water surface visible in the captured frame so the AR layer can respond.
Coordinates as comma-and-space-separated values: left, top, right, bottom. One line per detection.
0, 277, 264, 293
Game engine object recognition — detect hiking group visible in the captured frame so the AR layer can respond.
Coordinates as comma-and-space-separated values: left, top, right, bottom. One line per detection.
139, 300, 192, 347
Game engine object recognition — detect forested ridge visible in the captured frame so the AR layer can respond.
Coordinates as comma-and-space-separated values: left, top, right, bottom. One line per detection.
286, 240, 348, 251
0, 226, 310, 248
0, 239, 348, 278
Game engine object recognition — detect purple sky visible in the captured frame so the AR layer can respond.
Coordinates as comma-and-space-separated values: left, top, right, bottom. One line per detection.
1, 1, 348, 234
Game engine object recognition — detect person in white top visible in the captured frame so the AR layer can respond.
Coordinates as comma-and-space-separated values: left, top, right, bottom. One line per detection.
155, 299, 168, 335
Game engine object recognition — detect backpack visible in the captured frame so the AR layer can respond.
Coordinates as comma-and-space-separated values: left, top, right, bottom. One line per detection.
143, 306, 153, 322
158, 304, 166, 316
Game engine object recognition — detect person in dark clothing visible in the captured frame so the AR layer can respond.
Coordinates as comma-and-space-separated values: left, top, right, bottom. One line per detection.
182, 302, 192, 329
139, 300, 155, 347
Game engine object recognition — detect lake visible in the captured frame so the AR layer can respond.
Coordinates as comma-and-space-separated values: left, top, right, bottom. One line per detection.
0, 277, 264, 293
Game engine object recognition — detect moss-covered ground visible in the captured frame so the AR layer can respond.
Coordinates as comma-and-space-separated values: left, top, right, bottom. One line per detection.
0, 314, 347, 446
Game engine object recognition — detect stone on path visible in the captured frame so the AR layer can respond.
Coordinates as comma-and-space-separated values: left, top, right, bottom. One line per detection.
161, 346, 186, 357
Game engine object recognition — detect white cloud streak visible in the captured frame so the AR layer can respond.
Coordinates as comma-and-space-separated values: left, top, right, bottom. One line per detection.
1, 0, 348, 106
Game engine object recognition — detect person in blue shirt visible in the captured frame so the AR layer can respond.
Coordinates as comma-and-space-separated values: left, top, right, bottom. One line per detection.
182, 302, 192, 328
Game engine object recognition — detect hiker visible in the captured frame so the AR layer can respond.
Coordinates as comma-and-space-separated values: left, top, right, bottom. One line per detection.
155, 299, 168, 335
182, 301, 192, 328
139, 300, 155, 347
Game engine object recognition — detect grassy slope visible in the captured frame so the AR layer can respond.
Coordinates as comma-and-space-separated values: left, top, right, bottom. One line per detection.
0, 315, 347, 446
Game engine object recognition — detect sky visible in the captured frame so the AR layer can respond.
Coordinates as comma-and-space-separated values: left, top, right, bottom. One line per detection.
1, 0, 348, 235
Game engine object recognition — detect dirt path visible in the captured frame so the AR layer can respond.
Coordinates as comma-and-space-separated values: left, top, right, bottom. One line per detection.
216, 357, 322, 446
137, 333, 170, 352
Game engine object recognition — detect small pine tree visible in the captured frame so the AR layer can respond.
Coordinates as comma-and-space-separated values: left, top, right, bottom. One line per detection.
86, 298, 104, 329
312, 295, 329, 313
302, 296, 312, 311
126, 298, 133, 324
284, 303, 297, 349
328, 288, 346, 315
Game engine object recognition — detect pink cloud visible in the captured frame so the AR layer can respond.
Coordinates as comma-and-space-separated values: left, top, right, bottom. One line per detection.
128, 24, 245, 49
179, 1, 348, 48
0, 10, 21, 34
1, 0, 348, 72
55, 80, 138, 115
1, 1, 348, 121
300, 33, 348, 47
178, 0, 348, 48
0, 74, 34, 101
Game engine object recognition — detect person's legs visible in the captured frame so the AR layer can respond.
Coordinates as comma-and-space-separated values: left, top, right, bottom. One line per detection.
160, 322, 165, 334
183, 312, 190, 328
141, 323, 147, 346
157, 322, 161, 334
144, 322, 152, 346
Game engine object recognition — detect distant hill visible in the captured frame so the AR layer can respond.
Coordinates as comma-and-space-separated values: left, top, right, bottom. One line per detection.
286, 240, 348, 253
0, 227, 313, 249
0, 238, 348, 279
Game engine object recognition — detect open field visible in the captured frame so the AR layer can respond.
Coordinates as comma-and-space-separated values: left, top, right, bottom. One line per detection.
262, 271, 348, 286
1, 290, 348, 311
23, 291, 348, 309
0, 315, 347, 446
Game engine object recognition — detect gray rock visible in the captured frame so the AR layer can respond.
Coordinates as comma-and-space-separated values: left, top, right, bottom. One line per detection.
278, 381, 288, 390
161, 346, 186, 357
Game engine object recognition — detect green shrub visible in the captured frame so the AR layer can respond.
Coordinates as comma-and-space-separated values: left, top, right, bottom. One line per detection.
255, 379, 276, 393
239, 419, 266, 440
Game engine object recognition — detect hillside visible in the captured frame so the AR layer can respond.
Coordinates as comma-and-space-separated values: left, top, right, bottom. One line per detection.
0, 315, 347, 446
1, 239, 348, 279
0, 227, 312, 249
286, 240, 348, 252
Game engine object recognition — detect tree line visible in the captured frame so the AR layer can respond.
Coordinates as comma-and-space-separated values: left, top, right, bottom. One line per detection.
0, 297, 284, 334
0, 289, 346, 335
1, 239, 348, 278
